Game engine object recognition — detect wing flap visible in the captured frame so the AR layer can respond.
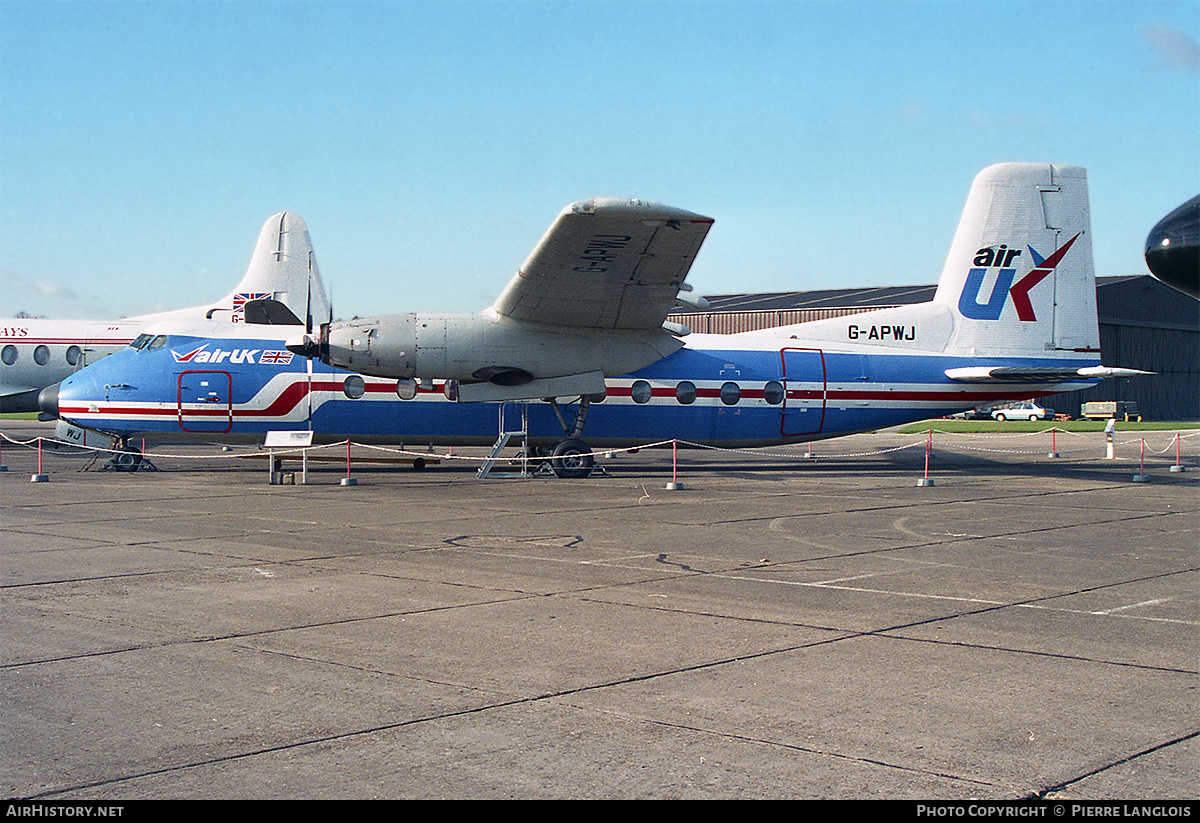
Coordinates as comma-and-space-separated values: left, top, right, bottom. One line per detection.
492, 199, 714, 330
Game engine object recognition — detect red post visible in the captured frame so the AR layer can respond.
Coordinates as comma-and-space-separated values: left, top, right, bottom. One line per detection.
339, 439, 358, 486
666, 439, 682, 490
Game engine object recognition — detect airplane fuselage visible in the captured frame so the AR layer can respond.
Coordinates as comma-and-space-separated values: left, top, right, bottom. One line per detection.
51, 328, 1095, 448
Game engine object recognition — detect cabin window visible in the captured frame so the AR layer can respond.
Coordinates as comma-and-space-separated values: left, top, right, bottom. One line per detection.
33, 345, 50, 366
675, 381, 696, 405
395, 378, 417, 400
66, 346, 82, 366
763, 381, 784, 405
589, 388, 607, 403
720, 382, 741, 405
343, 375, 366, 399
631, 380, 652, 404
1, 345, 16, 365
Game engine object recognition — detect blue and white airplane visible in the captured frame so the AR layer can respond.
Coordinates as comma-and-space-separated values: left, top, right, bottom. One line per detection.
41, 163, 1145, 476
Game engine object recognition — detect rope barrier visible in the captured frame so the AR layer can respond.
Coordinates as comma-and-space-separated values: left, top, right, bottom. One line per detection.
1, 425, 1196, 479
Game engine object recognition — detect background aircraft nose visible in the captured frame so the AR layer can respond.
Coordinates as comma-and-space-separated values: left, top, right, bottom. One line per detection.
1144, 194, 1199, 299
38, 383, 59, 418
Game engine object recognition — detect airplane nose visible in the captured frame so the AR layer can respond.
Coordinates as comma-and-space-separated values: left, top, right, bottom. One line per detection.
38, 383, 60, 418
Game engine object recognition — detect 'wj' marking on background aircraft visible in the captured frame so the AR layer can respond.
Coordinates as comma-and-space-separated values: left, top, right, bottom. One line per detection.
42, 163, 1146, 477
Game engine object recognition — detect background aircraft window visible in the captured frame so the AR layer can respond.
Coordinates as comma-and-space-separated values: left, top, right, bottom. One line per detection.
395, 378, 417, 400
33, 345, 50, 366
66, 346, 82, 366
343, 375, 366, 399
764, 381, 784, 405
1, 345, 16, 365
675, 381, 697, 405
720, 382, 741, 405
631, 380, 652, 404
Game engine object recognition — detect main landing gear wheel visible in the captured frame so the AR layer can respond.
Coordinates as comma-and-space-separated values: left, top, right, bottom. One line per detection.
550, 438, 594, 479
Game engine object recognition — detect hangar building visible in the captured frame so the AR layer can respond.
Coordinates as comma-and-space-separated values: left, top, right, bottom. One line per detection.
668, 275, 1199, 421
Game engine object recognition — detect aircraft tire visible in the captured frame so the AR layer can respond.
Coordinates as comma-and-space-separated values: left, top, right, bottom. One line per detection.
551, 439, 594, 479
114, 450, 142, 471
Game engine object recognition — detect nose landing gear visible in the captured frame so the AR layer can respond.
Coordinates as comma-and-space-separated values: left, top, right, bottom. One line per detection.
100, 438, 157, 472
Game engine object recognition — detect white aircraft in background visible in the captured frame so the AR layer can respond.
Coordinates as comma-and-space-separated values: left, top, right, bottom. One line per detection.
1, 213, 330, 413
47, 163, 1148, 477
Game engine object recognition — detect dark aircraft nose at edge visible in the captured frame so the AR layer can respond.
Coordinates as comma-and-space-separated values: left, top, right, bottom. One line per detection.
1144, 194, 1200, 300
38, 383, 60, 419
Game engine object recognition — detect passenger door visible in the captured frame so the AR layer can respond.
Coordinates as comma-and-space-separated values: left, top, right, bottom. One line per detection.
781, 348, 826, 436
177, 370, 233, 433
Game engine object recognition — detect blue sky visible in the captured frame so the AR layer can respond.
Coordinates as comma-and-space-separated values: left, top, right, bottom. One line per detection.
2, 0, 1197, 319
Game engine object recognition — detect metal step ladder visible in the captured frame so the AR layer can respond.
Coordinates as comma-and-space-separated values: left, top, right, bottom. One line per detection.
476, 403, 530, 479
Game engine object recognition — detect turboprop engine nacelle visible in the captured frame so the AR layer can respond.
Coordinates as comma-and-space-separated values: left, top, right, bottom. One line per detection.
303, 312, 685, 396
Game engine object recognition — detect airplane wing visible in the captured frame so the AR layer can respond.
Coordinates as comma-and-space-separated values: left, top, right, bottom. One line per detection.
490, 199, 714, 330
945, 366, 1153, 382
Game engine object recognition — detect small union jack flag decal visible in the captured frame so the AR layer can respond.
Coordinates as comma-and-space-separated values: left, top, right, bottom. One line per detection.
232, 293, 271, 317
260, 350, 293, 364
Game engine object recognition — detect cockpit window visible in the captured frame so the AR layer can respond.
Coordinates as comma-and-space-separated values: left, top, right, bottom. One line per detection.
131, 334, 153, 350
146, 336, 168, 350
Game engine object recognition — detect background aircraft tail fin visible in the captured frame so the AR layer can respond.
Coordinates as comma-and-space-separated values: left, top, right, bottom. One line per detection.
932, 163, 1100, 359
130, 213, 333, 328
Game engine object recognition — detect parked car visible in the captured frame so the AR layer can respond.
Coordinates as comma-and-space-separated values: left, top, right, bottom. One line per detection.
992, 402, 1054, 421
947, 406, 996, 420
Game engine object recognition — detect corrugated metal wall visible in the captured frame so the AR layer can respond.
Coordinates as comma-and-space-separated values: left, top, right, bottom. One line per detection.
1047, 322, 1199, 420
668, 306, 892, 335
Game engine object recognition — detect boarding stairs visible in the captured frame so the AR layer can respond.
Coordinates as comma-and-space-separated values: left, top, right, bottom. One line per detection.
477, 403, 531, 479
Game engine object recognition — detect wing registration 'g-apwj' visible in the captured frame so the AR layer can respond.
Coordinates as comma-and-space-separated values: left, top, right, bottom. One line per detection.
491, 199, 714, 331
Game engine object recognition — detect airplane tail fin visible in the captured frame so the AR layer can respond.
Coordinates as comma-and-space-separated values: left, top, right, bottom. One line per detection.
130, 213, 332, 329
932, 163, 1100, 359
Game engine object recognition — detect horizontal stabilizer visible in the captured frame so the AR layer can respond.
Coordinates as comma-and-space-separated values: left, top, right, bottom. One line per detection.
242, 298, 304, 326
945, 366, 1153, 383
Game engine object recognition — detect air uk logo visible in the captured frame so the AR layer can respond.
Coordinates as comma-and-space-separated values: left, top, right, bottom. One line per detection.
958, 233, 1081, 321
171, 344, 294, 365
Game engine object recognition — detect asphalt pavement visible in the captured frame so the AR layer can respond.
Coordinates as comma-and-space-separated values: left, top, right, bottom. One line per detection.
2, 420, 1196, 799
